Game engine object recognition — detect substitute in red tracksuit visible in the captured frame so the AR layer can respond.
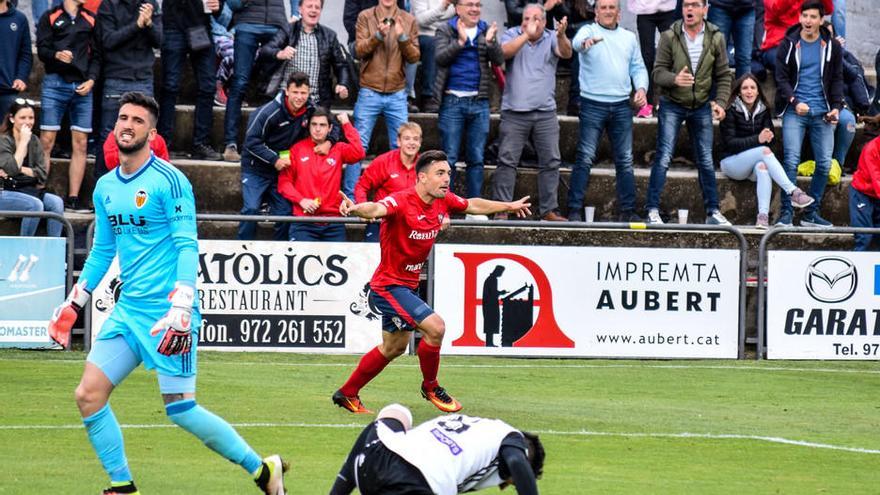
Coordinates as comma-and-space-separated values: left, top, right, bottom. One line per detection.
354, 122, 422, 242
849, 135, 880, 251
278, 110, 365, 241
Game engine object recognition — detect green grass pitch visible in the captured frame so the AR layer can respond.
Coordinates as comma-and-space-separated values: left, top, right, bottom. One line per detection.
1, 350, 879, 494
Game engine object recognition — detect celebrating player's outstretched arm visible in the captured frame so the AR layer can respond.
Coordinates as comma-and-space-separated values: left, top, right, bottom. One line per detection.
464, 196, 532, 218
339, 191, 388, 219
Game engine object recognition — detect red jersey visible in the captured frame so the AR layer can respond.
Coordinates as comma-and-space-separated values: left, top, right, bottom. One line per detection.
354, 149, 418, 203
278, 122, 365, 217
852, 136, 880, 199
103, 133, 169, 170
370, 188, 469, 290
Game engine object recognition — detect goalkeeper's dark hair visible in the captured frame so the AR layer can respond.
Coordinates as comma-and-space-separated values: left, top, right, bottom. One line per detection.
120, 91, 159, 127
415, 150, 448, 174
522, 431, 545, 479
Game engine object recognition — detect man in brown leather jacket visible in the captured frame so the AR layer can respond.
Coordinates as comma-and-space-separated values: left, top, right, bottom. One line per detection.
344, 0, 420, 198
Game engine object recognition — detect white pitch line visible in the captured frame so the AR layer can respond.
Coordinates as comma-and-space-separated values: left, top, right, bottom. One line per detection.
1, 422, 877, 455
0, 284, 65, 302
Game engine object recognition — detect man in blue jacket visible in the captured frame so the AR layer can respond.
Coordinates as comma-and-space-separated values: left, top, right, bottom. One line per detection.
0, 0, 31, 120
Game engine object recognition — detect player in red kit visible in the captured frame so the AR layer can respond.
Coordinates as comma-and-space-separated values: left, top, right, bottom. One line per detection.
332, 150, 532, 414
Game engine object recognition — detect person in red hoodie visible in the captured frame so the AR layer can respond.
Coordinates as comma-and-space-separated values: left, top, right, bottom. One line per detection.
279, 109, 365, 241
354, 121, 422, 242
103, 130, 169, 170
760, 0, 833, 72
849, 134, 880, 251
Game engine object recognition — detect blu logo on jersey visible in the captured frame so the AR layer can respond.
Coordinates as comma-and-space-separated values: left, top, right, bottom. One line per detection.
135, 190, 148, 208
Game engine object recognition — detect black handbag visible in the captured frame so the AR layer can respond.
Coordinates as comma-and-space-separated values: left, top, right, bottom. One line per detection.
2, 173, 38, 190
187, 25, 213, 52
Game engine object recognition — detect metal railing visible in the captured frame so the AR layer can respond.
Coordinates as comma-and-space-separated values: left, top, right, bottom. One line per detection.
755, 225, 880, 359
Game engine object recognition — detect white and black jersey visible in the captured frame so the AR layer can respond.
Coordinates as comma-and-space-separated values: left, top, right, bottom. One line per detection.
377, 414, 525, 495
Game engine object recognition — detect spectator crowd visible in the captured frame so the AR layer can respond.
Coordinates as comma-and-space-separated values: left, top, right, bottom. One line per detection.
2, 0, 880, 246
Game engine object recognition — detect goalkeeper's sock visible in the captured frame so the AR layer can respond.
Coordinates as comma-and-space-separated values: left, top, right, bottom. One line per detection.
165, 399, 262, 474
339, 346, 390, 397
83, 403, 132, 483
417, 339, 441, 390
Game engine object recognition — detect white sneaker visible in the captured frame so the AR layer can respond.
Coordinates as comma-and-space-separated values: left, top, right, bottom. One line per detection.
254, 455, 289, 495
706, 210, 732, 226
646, 209, 664, 224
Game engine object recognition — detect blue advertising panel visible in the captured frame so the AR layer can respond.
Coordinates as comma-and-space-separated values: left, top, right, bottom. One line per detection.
0, 237, 67, 348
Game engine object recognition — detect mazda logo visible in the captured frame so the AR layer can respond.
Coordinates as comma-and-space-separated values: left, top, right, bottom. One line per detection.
805, 256, 858, 303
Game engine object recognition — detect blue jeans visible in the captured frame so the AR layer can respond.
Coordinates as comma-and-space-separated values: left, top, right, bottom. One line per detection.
832, 0, 846, 39
346, 88, 408, 197
720, 145, 795, 215
418, 35, 437, 99
289, 222, 346, 242
224, 26, 278, 146
780, 110, 835, 215
438, 94, 490, 198
833, 107, 856, 167
568, 97, 636, 213
850, 186, 879, 251
237, 170, 293, 240
646, 99, 719, 213
708, 5, 755, 79
96, 78, 154, 178
40, 73, 93, 132
0, 190, 43, 236
159, 28, 217, 148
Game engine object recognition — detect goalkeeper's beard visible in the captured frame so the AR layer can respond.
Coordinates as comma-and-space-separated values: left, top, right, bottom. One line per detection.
116, 133, 149, 154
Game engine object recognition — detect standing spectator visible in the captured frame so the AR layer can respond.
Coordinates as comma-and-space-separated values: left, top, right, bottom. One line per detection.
850, 135, 880, 251
157, 0, 223, 160
434, 0, 500, 198
0, 99, 64, 237
0, 0, 31, 121
774, 0, 843, 227
628, 0, 676, 118
346, 0, 419, 197
826, 21, 869, 171
221, 0, 287, 162
260, 0, 353, 107
567, 0, 648, 222
411, 0, 455, 112
279, 110, 365, 241
759, 0, 831, 73
211, 3, 235, 106
719, 74, 813, 229
562, 0, 595, 116
237, 72, 335, 240
343, 0, 405, 46
94, 0, 162, 195
36, 0, 100, 214
491, 3, 571, 221
645, 0, 732, 225
831, 0, 843, 39
354, 122, 423, 242
707, 0, 754, 79
503, 0, 568, 27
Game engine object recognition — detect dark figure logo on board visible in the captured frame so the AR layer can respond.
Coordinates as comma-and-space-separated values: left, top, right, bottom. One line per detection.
479, 265, 537, 348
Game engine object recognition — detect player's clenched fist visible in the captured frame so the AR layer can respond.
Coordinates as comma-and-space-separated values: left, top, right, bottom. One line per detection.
48, 282, 91, 348
150, 283, 195, 356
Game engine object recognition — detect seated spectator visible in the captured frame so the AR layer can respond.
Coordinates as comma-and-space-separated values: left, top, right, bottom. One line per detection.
0, 0, 32, 122
102, 131, 169, 170
707, 0, 754, 79
719, 74, 813, 229
279, 110, 364, 242
774, 0, 843, 227
645, 0, 732, 226
354, 122, 422, 241
628, 0, 675, 118
36, 0, 100, 215
260, 0, 352, 108
157, 0, 223, 161
825, 21, 870, 172
492, 2, 571, 221
0, 99, 64, 236
850, 132, 880, 250
434, 0, 500, 198
347, 0, 420, 197
411, 0, 455, 112
759, 0, 832, 74
566, 0, 646, 222
238, 72, 337, 240
222, 0, 288, 162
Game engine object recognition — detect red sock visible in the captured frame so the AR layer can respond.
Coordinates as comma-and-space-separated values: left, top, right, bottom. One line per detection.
417, 339, 441, 390
339, 347, 391, 397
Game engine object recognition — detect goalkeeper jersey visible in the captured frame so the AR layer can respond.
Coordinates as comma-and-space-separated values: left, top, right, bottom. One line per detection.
376, 414, 521, 495
79, 154, 199, 315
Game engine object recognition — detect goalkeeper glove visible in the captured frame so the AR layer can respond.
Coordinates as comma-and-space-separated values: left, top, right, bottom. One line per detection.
48, 281, 90, 348
150, 283, 195, 356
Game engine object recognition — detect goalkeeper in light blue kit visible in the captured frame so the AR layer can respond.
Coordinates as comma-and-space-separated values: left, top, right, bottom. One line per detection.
48, 92, 288, 495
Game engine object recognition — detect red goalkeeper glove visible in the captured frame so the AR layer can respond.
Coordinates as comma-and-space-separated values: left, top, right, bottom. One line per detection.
48, 282, 90, 348
150, 284, 195, 356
